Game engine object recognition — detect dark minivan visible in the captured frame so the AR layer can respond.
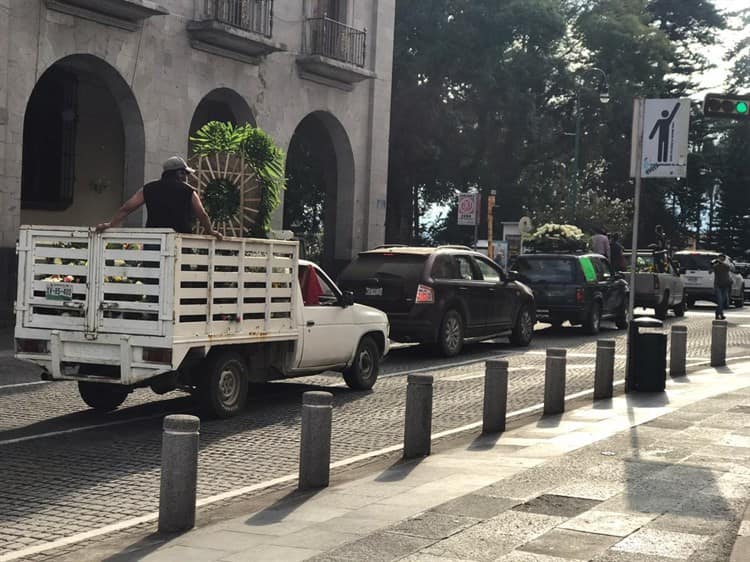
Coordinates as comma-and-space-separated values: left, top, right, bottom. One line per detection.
512, 253, 628, 334
337, 246, 536, 357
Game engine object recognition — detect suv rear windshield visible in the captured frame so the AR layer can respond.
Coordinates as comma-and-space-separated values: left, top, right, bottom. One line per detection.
675, 253, 716, 271
338, 253, 427, 281
515, 257, 578, 283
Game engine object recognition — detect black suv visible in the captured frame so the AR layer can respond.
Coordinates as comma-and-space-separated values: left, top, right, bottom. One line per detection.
337, 246, 536, 357
511, 253, 628, 334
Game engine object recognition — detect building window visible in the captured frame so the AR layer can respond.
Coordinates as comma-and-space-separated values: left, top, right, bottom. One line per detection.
22, 67, 78, 210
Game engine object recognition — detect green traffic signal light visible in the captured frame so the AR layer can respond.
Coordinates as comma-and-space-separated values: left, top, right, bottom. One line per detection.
737, 101, 749, 115
704, 93, 750, 119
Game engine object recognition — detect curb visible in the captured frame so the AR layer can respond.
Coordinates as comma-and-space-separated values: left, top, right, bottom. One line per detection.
730, 501, 750, 562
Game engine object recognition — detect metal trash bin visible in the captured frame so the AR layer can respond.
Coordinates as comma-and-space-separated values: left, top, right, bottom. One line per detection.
627, 317, 667, 392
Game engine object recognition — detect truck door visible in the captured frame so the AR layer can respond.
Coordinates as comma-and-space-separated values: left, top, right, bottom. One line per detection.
299, 265, 356, 368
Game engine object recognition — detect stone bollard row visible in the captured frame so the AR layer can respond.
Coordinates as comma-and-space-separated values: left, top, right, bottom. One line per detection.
482, 360, 509, 434
299, 391, 333, 490
544, 348, 567, 415
404, 374, 433, 459
594, 340, 616, 400
711, 320, 728, 367
159, 415, 200, 534
670, 325, 688, 377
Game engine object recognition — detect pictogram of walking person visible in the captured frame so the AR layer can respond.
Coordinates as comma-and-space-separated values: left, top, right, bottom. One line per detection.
648, 102, 681, 162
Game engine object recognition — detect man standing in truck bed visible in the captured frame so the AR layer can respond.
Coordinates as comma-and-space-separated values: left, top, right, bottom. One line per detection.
96, 156, 222, 239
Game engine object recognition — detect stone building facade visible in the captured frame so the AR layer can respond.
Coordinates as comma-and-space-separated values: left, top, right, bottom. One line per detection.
0, 0, 395, 326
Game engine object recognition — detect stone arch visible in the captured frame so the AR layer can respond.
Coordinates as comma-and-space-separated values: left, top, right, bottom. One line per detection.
188, 88, 255, 153
20, 54, 145, 226
284, 110, 355, 271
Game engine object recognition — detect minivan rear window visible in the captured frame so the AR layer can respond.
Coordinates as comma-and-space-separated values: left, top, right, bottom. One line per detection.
515, 257, 578, 283
339, 253, 427, 281
675, 253, 715, 271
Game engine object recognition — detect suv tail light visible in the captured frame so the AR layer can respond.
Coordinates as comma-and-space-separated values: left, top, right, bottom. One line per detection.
415, 284, 435, 304
575, 288, 585, 304
16, 339, 49, 354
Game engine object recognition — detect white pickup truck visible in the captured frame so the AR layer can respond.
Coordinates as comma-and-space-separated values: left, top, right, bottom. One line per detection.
14, 226, 389, 418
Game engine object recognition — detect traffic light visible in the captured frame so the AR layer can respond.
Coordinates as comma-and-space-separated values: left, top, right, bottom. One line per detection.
703, 93, 750, 119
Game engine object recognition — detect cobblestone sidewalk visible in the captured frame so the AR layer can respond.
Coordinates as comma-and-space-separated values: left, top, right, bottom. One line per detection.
54, 361, 750, 562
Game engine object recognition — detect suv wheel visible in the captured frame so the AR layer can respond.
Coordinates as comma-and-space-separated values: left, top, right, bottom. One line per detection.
584, 302, 602, 335
510, 305, 534, 346
438, 310, 464, 357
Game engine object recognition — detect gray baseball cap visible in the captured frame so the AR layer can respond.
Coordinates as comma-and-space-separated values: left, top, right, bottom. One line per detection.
163, 156, 195, 174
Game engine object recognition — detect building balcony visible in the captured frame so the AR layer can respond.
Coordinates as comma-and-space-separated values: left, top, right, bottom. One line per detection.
188, 0, 283, 64
45, 0, 168, 31
297, 17, 375, 89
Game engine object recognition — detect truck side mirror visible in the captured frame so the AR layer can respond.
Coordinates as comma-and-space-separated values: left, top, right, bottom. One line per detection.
341, 291, 355, 308
507, 270, 518, 282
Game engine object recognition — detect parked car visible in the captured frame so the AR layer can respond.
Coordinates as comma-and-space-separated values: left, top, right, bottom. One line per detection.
734, 261, 750, 301
674, 250, 745, 308
511, 253, 628, 334
337, 246, 536, 357
622, 250, 686, 319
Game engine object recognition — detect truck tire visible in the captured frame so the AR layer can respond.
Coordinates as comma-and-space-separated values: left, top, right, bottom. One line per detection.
673, 294, 686, 317
199, 350, 249, 418
510, 305, 534, 346
437, 310, 464, 357
655, 292, 669, 320
734, 287, 744, 308
78, 382, 129, 412
343, 336, 380, 390
583, 302, 602, 335
615, 303, 628, 330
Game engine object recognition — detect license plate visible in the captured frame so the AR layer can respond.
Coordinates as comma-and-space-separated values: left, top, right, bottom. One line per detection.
686, 277, 699, 283
45, 282, 73, 301
365, 287, 383, 297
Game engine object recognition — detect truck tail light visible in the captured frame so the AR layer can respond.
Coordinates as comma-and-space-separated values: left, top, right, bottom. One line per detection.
143, 348, 173, 364
415, 284, 435, 304
16, 339, 49, 354
576, 288, 585, 304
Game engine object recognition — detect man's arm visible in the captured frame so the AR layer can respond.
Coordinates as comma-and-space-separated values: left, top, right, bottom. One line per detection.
191, 192, 223, 239
95, 189, 145, 231
668, 103, 681, 122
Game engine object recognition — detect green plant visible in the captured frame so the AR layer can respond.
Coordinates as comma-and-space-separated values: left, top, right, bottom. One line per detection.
190, 121, 287, 237
203, 178, 241, 223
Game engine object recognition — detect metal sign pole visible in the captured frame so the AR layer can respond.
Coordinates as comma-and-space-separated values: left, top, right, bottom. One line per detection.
474, 192, 480, 250
625, 98, 646, 393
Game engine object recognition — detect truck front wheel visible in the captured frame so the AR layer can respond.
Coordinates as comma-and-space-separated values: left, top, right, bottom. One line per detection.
344, 336, 380, 390
78, 382, 129, 412
199, 351, 249, 418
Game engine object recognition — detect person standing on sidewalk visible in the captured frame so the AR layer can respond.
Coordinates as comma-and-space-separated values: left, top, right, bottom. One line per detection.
609, 232, 625, 271
712, 254, 732, 319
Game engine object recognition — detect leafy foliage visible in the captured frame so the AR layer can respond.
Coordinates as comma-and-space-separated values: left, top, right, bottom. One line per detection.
203, 178, 241, 223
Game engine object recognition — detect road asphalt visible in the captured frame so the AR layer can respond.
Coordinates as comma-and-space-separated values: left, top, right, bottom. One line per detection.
28, 359, 749, 562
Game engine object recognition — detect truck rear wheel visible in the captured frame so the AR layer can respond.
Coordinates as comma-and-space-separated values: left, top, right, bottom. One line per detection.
673, 294, 686, 317
655, 292, 669, 320
78, 382, 129, 412
583, 302, 602, 335
343, 336, 380, 390
199, 351, 249, 418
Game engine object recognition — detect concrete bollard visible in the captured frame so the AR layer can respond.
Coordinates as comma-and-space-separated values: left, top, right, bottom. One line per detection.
670, 325, 688, 377
159, 415, 200, 534
483, 360, 509, 433
711, 320, 728, 367
299, 391, 333, 490
544, 348, 567, 415
404, 374, 433, 459
594, 340, 616, 400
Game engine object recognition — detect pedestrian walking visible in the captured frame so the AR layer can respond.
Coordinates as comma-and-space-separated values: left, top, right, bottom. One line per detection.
592, 227, 610, 259
609, 232, 625, 271
96, 156, 222, 239
712, 254, 732, 320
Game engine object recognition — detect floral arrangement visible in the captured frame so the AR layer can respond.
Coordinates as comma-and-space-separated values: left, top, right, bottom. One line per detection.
524, 223, 587, 253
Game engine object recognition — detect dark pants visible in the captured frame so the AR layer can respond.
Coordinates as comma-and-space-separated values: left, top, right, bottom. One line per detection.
715, 286, 731, 318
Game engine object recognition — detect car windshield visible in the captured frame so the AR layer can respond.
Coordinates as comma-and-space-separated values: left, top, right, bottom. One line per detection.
676, 253, 715, 271
515, 257, 577, 283
338, 253, 427, 281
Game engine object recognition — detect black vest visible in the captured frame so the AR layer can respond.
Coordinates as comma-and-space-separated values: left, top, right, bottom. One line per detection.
143, 180, 194, 233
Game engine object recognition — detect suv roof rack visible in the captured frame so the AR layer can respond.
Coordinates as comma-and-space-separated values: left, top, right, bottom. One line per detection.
372, 244, 410, 249
437, 245, 474, 251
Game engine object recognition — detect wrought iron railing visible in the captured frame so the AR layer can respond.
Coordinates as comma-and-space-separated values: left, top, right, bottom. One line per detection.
198, 0, 273, 38
304, 16, 366, 67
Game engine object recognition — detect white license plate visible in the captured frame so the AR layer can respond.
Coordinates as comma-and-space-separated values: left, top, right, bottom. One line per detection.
686, 277, 699, 283
365, 287, 383, 297
45, 282, 73, 301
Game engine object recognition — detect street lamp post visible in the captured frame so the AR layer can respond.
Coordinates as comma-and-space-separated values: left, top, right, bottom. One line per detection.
570, 68, 610, 221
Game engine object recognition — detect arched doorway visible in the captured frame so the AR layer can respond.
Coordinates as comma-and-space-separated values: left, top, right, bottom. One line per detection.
284, 111, 354, 271
188, 88, 255, 154
20, 55, 144, 226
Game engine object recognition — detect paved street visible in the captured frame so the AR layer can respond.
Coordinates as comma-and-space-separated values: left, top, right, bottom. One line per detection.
1, 306, 749, 559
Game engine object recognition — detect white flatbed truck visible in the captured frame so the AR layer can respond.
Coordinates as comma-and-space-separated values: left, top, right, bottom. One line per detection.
14, 226, 389, 418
